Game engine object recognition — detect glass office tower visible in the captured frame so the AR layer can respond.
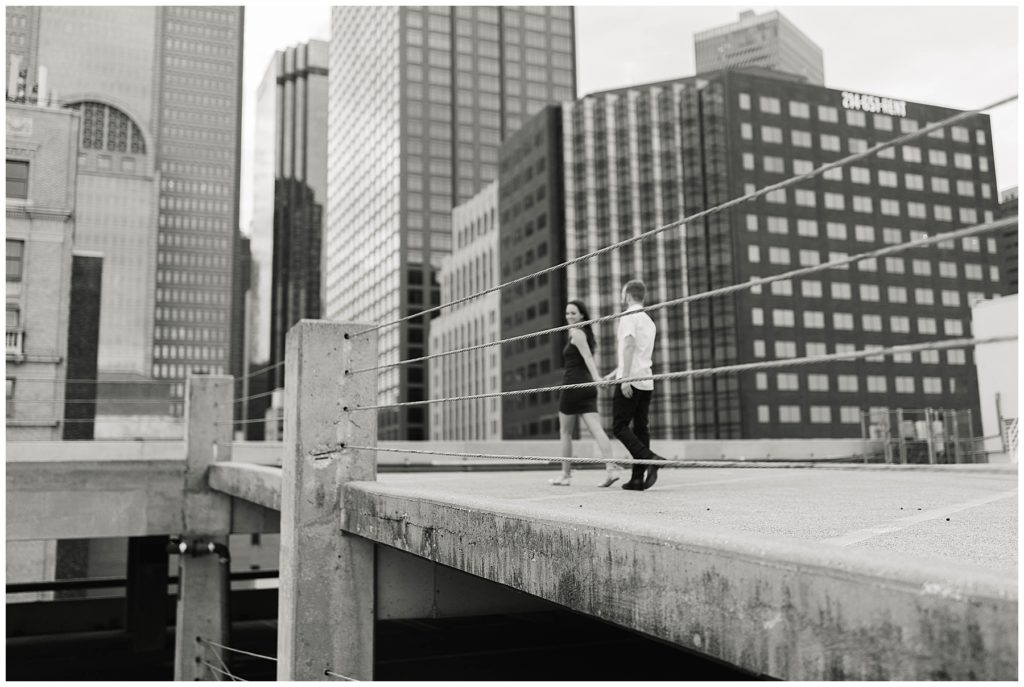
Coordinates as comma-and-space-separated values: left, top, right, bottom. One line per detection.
327, 6, 576, 439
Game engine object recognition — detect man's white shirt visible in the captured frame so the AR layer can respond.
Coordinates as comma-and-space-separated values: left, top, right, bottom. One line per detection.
616, 304, 656, 391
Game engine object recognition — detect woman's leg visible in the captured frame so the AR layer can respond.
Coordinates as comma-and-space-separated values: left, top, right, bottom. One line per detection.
553, 412, 576, 483
581, 412, 620, 475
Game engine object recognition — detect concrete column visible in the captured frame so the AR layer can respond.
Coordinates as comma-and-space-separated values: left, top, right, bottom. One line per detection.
125, 536, 169, 652
277, 320, 377, 681
174, 374, 233, 681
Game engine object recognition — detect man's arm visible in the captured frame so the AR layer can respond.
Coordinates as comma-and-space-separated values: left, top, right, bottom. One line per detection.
620, 334, 636, 398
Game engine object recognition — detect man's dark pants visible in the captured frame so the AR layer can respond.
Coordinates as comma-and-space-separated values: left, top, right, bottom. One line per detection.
612, 385, 654, 483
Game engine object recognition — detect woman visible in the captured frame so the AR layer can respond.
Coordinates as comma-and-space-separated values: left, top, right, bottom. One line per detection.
550, 299, 621, 487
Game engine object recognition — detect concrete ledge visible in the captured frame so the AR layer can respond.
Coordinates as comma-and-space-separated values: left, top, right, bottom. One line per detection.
342, 482, 1017, 681
6, 460, 185, 540
208, 462, 282, 512
6, 440, 185, 462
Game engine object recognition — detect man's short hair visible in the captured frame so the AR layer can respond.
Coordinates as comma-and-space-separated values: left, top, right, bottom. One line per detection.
623, 279, 646, 303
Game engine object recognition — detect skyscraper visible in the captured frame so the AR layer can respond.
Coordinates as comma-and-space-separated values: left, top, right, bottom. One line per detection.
251, 40, 329, 391
6, 6, 244, 418
327, 6, 576, 439
695, 10, 825, 86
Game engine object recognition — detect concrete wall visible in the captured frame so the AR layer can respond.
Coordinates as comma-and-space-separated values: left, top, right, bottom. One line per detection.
972, 294, 1019, 461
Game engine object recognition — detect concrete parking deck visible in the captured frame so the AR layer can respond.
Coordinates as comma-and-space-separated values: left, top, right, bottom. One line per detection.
343, 464, 1017, 681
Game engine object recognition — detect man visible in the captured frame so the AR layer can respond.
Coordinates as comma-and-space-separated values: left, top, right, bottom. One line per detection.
606, 279, 665, 490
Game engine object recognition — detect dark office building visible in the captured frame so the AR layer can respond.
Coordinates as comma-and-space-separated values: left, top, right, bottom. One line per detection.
63, 254, 103, 441
251, 41, 328, 392
565, 67, 1004, 439
498, 105, 566, 439
996, 187, 1017, 294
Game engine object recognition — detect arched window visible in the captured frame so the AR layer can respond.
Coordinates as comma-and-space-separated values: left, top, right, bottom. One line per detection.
65, 101, 146, 154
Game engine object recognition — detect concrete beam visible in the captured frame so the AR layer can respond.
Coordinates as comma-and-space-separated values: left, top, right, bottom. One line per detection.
6, 459, 185, 540
208, 462, 282, 511
342, 482, 1017, 681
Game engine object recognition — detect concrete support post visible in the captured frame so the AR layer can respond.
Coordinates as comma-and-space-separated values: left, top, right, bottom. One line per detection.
174, 374, 233, 681
277, 321, 377, 681
925, 408, 937, 464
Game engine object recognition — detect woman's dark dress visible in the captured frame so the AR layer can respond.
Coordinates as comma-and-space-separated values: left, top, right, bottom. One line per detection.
559, 338, 598, 415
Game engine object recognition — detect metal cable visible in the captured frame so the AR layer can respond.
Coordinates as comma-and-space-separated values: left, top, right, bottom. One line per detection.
242, 360, 284, 381
199, 638, 278, 663
351, 92, 1017, 338
214, 416, 277, 427
201, 640, 239, 682
16, 398, 185, 404
200, 659, 245, 682
347, 335, 1015, 411
315, 443, 862, 467
324, 669, 357, 681
347, 216, 1016, 375
233, 388, 277, 405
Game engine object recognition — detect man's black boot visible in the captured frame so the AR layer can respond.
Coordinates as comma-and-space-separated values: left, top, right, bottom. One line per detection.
642, 454, 666, 490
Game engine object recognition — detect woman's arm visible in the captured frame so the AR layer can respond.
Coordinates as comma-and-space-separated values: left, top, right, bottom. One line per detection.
571, 329, 602, 384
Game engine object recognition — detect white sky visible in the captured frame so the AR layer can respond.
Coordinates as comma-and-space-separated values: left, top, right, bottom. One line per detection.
238, 2, 1019, 234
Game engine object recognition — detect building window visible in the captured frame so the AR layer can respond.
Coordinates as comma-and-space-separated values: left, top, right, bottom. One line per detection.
944, 319, 964, 336
738, 93, 751, 110
6, 378, 13, 418
902, 145, 922, 163
867, 376, 887, 393
789, 101, 810, 118
820, 134, 840, 151
742, 152, 755, 170
826, 222, 847, 240
823, 167, 843, 181
6, 239, 24, 282
860, 284, 880, 301
907, 202, 926, 219
766, 216, 788, 234
6, 160, 29, 199
779, 406, 801, 423
768, 247, 790, 265
889, 315, 910, 333
953, 153, 973, 170
808, 374, 829, 392
884, 257, 905, 274
850, 167, 870, 184
740, 122, 753, 140
854, 224, 875, 242
831, 282, 852, 300
895, 377, 915, 394
810, 406, 832, 423
772, 309, 795, 327
797, 219, 818, 237
757, 405, 770, 423
763, 156, 785, 173
923, 378, 943, 394
798, 249, 820, 266
920, 350, 940, 364
838, 375, 858, 392
852, 196, 872, 213
791, 130, 812, 147
840, 407, 860, 424
912, 259, 932, 276
915, 288, 935, 305
755, 372, 768, 390
801, 281, 823, 298
862, 314, 883, 332
746, 214, 758, 231
873, 114, 893, 131
804, 311, 825, 328
751, 307, 764, 326
817, 105, 838, 122
777, 373, 799, 391
761, 126, 783, 144
947, 349, 966, 365
845, 110, 866, 126
917, 317, 937, 334
934, 205, 953, 221
848, 138, 868, 153
928, 150, 948, 166
775, 341, 797, 358
758, 96, 780, 114
877, 170, 898, 187
833, 312, 854, 330
792, 159, 813, 174
770, 280, 793, 296
888, 286, 907, 303
795, 190, 815, 207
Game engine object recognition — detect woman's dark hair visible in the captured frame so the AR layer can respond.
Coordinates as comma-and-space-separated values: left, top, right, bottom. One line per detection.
567, 299, 596, 351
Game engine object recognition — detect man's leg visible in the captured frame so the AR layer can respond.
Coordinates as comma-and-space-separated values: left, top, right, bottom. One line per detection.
633, 390, 662, 489
612, 386, 648, 486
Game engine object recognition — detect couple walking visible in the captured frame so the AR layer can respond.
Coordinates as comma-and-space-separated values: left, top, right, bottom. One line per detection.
551, 279, 665, 491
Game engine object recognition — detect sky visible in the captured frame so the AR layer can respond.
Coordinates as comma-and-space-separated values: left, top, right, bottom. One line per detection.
238, 3, 1019, 234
